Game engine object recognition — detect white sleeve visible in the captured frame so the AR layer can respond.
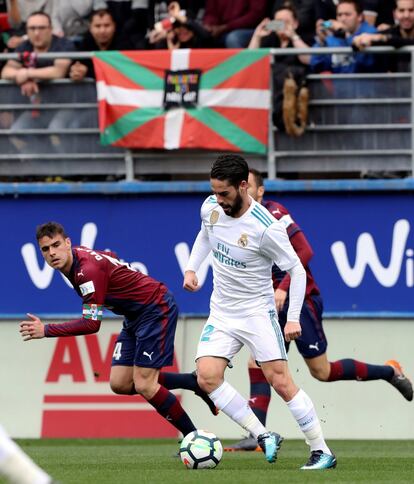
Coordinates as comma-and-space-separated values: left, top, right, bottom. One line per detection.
185, 224, 211, 272
286, 262, 306, 322
260, 221, 299, 271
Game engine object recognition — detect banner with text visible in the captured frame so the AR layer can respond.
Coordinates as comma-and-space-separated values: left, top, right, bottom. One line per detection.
2, 192, 414, 316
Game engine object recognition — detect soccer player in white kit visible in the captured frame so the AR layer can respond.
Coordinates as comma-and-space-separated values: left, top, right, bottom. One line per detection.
183, 154, 336, 469
0, 424, 55, 483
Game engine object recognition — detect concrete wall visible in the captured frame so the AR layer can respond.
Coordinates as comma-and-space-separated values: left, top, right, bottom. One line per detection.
1, 318, 413, 439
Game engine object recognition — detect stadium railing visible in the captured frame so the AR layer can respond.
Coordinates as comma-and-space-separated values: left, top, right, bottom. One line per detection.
0, 46, 412, 181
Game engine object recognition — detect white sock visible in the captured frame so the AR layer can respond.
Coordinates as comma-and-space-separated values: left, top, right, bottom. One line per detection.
287, 389, 331, 454
209, 381, 267, 438
0, 425, 52, 484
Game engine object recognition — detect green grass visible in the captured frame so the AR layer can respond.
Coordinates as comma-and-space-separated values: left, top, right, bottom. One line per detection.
6, 439, 414, 483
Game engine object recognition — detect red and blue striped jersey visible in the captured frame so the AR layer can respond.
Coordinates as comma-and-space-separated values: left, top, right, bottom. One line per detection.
45, 246, 168, 337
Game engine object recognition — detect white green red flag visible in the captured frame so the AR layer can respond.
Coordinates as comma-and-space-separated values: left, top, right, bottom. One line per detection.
93, 49, 270, 154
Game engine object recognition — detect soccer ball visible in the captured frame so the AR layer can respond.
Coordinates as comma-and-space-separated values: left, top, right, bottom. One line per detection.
179, 429, 223, 469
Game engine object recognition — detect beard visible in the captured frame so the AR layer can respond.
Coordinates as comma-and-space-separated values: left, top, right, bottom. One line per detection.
220, 192, 243, 217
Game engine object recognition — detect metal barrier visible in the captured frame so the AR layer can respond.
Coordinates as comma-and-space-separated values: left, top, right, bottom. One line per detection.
0, 46, 412, 180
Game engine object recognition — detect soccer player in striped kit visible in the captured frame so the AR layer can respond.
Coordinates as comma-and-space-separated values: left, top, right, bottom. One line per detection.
225, 168, 413, 452
19, 222, 217, 439
184, 154, 336, 469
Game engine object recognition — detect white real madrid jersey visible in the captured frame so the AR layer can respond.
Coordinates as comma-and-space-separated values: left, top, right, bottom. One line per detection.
188, 195, 301, 318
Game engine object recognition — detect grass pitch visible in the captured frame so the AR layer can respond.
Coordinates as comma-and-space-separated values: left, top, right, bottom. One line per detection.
8, 439, 414, 483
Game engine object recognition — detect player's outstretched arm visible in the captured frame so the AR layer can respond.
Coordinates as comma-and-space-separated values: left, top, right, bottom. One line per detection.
183, 270, 200, 292
19, 313, 45, 341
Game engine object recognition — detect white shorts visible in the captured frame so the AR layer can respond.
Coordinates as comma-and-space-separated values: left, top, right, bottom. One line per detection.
195, 308, 288, 364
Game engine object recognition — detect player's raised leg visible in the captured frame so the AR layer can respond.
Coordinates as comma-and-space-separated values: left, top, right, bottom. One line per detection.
196, 355, 282, 464
158, 371, 219, 415
305, 354, 413, 401
110, 296, 198, 437
224, 357, 272, 452
110, 365, 197, 436
135, 367, 197, 436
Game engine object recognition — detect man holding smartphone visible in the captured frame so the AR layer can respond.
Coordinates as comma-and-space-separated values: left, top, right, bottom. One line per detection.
311, 0, 378, 73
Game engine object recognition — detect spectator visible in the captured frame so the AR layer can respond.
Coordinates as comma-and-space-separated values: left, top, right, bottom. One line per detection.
353, 0, 414, 71
311, 0, 378, 73
149, 1, 212, 49
147, 1, 208, 47
70, 9, 133, 81
249, 4, 310, 135
316, 0, 395, 26
150, 0, 205, 24
1, 11, 74, 152
6, 0, 54, 51
270, 0, 317, 45
165, 20, 212, 49
1, 11, 74, 95
249, 4, 310, 63
93, 0, 148, 48
202, 0, 268, 48
51, 0, 94, 45
101, 1, 206, 49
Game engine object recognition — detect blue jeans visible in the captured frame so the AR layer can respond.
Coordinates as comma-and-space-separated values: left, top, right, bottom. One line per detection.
224, 29, 254, 48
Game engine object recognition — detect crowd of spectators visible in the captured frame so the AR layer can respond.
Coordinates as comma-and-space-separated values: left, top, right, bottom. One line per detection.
0, 1, 409, 53
0, 0, 412, 140
0, 1, 412, 80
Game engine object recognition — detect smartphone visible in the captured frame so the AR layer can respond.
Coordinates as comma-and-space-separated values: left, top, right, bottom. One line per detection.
320, 20, 333, 31
266, 19, 285, 32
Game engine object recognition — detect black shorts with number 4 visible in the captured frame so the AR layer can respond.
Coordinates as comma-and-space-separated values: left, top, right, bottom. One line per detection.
111, 289, 178, 368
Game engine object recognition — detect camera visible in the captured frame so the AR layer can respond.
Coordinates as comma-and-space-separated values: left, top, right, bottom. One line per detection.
265, 20, 285, 32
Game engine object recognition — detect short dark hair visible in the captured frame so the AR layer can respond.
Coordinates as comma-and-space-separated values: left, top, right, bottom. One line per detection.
274, 2, 299, 21
36, 222, 68, 241
338, 0, 363, 14
27, 11, 52, 26
210, 154, 249, 188
249, 168, 264, 188
90, 9, 116, 24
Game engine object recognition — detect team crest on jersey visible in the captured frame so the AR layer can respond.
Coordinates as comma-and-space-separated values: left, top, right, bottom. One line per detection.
79, 280, 95, 296
210, 210, 219, 224
237, 234, 248, 248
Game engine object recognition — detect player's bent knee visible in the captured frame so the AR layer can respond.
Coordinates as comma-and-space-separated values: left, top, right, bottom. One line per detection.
309, 366, 330, 381
134, 378, 159, 399
197, 372, 221, 394
304, 355, 331, 381
110, 380, 134, 395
